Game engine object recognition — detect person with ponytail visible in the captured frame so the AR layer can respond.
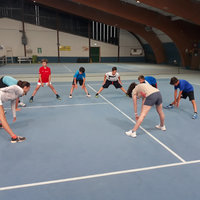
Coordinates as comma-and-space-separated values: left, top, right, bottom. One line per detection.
0, 76, 27, 109
125, 82, 166, 138
0, 81, 30, 143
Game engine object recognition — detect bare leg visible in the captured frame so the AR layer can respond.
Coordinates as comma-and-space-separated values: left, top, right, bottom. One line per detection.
48, 84, 58, 95
191, 100, 197, 113
132, 105, 152, 132
0, 106, 16, 138
97, 87, 104, 94
156, 104, 165, 126
82, 85, 89, 95
120, 87, 127, 94
31, 85, 41, 97
70, 85, 75, 95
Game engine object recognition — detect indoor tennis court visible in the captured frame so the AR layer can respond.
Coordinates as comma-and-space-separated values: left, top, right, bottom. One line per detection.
0, 63, 200, 200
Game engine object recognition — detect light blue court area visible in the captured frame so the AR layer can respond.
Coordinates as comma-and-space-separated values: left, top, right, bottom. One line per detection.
0, 62, 182, 76
0, 64, 200, 199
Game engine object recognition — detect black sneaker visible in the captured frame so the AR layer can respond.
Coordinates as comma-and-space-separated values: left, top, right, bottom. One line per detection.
11, 136, 26, 143
95, 93, 99, 98
56, 94, 61, 100
29, 96, 33, 103
0, 123, 2, 128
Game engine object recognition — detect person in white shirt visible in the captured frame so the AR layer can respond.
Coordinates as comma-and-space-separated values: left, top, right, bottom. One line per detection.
0, 81, 30, 143
0, 76, 27, 108
95, 67, 127, 97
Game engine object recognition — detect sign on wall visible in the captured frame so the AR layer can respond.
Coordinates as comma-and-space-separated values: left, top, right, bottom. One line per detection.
130, 48, 143, 56
59, 46, 71, 51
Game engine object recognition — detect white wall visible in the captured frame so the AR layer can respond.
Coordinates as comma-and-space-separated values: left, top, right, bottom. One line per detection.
59, 31, 89, 57
119, 29, 143, 57
0, 18, 120, 58
0, 18, 24, 57
91, 39, 118, 57
25, 23, 57, 57
0, 18, 146, 59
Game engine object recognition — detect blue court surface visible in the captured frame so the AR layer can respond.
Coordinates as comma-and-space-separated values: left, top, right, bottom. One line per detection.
0, 63, 200, 200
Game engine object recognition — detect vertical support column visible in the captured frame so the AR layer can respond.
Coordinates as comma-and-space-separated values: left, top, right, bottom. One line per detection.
88, 20, 91, 63
21, 0, 26, 57
56, 13, 60, 63
118, 28, 120, 62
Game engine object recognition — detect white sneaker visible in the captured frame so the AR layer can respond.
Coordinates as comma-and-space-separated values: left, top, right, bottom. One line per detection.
86, 94, 91, 98
125, 130, 137, 138
155, 125, 166, 131
18, 102, 26, 107
69, 94, 72, 99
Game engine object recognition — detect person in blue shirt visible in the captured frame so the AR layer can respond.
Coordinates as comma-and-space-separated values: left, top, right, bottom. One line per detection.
165, 77, 197, 119
0, 76, 26, 108
138, 75, 157, 88
69, 67, 91, 98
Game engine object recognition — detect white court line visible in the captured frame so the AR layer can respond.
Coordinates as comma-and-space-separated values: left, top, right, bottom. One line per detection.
87, 84, 186, 163
190, 82, 200, 86
0, 159, 199, 191
4, 102, 107, 110
63, 65, 73, 73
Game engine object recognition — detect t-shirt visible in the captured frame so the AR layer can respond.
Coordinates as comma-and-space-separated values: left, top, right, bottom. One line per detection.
132, 83, 159, 98
38, 66, 51, 83
174, 79, 193, 92
106, 72, 119, 82
73, 70, 85, 80
2, 76, 18, 86
0, 85, 23, 118
145, 76, 157, 85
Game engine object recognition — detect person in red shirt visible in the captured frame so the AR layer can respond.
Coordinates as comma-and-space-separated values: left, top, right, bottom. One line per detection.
29, 59, 61, 102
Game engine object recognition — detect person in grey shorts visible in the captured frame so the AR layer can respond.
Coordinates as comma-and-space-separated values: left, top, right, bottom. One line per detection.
125, 82, 166, 138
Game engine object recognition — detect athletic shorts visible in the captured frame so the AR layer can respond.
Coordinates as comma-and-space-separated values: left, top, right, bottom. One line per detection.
181, 91, 195, 101
102, 80, 122, 89
144, 92, 162, 106
72, 79, 83, 86
37, 82, 51, 86
0, 77, 8, 88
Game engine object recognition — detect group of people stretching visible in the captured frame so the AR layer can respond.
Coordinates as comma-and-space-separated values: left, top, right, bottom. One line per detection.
0, 59, 198, 143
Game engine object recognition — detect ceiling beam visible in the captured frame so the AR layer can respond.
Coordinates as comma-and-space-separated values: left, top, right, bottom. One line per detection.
71, 0, 199, 66
35, 0, 166, 63
136, 0, 200, 26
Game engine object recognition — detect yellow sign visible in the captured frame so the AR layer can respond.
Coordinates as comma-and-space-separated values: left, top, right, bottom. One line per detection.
59, 46, 71, 51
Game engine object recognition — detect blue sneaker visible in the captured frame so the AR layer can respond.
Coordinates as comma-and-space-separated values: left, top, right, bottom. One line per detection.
192, 113, 197, 119
164, 104, 174, 109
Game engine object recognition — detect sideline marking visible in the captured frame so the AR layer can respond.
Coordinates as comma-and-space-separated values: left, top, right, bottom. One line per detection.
4, 102, 107, 110
0, 160, 199, 191
63, 65, 72, 72
88, 84, 186, 163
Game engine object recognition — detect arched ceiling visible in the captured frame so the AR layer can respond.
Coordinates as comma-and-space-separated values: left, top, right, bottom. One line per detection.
30, 0, 200, 66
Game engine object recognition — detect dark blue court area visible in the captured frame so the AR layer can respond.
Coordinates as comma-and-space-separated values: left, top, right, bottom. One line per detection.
0, 63, 200, 200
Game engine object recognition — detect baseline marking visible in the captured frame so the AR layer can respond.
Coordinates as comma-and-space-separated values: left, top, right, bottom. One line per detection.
88, 84, 186, 163
63, 65, 72, 73
190, 82, 200, 86
0, 160, 199, 191
4, 102, 107, 110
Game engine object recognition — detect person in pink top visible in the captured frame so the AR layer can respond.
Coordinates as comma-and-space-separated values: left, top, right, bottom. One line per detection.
29, 59, 61, 102
125, 82, 166, 138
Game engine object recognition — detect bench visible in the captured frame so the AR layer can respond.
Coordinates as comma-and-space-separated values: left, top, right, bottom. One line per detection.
18, 56, 32, 64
